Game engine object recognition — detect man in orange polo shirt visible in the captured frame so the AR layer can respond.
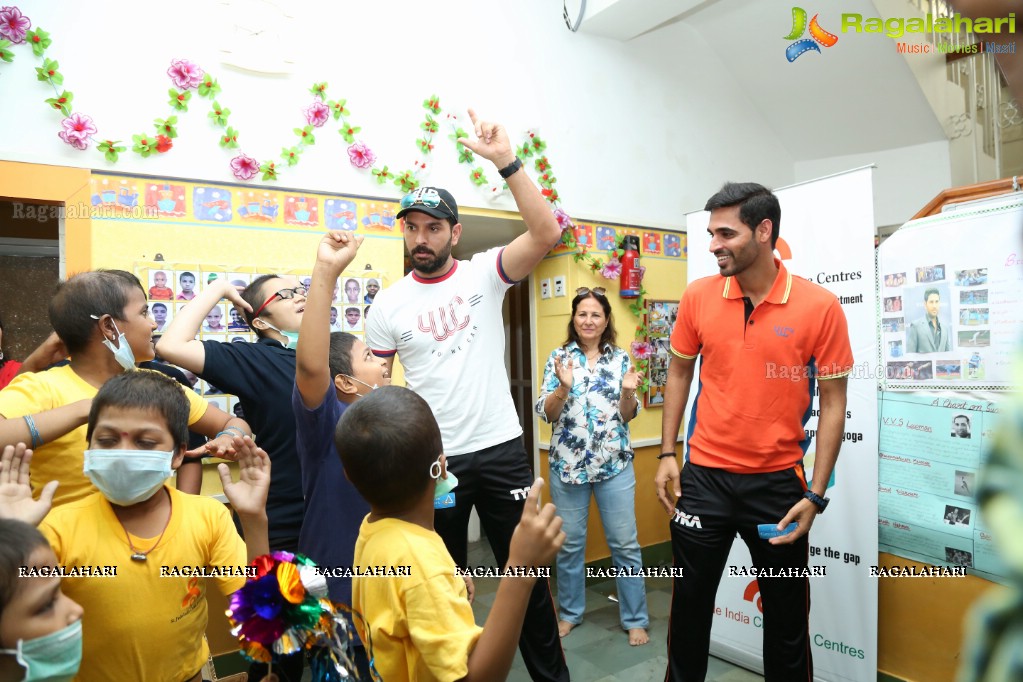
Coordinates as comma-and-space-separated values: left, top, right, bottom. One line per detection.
655, 182, 853, 682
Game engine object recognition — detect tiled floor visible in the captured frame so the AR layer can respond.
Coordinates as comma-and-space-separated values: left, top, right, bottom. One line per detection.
467, 539, 764, 682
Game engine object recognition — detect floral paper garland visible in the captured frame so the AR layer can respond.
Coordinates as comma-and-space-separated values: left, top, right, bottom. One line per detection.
2, 4, 652, 381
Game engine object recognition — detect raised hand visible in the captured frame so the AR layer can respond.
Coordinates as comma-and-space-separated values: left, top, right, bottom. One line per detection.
317, 231, 364, 273
456, 108, 516, 168
554, 355, 575, 391
219, 435, 271, 518
508, 478, 565, 570
623, 365, 641, 393
0, 444, 57, 526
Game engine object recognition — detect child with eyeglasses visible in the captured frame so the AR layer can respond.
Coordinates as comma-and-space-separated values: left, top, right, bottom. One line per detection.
0, 369, 270, 681
293, 230, 388, 679
157, 264, 314, 682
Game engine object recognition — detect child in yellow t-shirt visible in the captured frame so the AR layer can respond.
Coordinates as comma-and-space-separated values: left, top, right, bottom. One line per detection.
0, 370, 271, 682
0, 269, 250, 502
0, 518, 84, 680
336, 386, 566, 682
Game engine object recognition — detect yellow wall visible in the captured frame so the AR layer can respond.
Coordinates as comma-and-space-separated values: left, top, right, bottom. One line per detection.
0, 160, 93, 272
877, 553, 993, 682
82, 173, 407, 497
532, 230, 687, 561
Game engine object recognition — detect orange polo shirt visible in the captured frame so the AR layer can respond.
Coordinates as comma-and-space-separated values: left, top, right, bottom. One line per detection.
670, 260, 853, 473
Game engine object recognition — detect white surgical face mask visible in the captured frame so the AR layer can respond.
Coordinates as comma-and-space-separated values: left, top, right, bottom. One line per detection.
341, 374, 378, 397
430, 457, 458, 500
0, 619, 82, 682
90, 317, 137, 371
83, 449, 174, 506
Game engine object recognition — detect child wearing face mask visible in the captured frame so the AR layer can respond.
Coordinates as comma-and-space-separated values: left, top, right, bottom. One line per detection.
0, 370, 270, 682
0, 270, 251, 504
0, 518, 84, 682
337, 387, 566, 682
293, 231, 389, 679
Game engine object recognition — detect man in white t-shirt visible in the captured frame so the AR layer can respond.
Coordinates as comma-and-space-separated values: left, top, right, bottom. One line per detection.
366, 110, 568, 682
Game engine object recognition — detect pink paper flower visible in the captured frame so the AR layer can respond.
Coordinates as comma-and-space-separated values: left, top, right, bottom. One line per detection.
304, 99, 330, 128
552, 208, 574, 230
167, 58, 204, 90
630, 341, 653, 360
0, 6, 30, 43
59, 112, 97, 142
230, 154, 260, 181
600, 258, 622, 280
347, 142, 376, 169
58, 130, 88, 150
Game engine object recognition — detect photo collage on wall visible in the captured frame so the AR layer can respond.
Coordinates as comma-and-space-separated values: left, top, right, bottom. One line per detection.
140, 262, 384, 417
881, 265, 995, 386
642, 299, 679, 408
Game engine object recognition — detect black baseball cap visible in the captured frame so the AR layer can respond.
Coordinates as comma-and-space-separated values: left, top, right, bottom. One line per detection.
396, 187, 459, 223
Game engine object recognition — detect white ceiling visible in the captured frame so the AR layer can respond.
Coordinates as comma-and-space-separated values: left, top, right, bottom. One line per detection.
580, 0, 948, 162
456, 0, 951, 255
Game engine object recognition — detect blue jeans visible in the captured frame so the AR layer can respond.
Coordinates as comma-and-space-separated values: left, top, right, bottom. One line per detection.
548, 461, 649, 629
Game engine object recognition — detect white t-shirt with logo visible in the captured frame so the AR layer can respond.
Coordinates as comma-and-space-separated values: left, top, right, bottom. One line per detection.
366, 247, 522, 456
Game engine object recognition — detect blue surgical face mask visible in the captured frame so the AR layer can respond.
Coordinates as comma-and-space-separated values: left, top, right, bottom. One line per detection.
260, 320, 299, 350
430, 457, 459, 500
83, 449, 174, 506
90, 317, 137, 371
0, 619, 82, 682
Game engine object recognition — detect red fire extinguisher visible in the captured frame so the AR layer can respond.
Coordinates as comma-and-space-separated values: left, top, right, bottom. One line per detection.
619, 235, 641, 298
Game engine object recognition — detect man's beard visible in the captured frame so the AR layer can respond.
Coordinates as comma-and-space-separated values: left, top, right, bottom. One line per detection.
410, 239, 453, 274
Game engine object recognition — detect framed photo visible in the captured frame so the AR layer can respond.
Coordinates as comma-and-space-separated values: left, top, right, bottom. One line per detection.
643, 299, 679, 408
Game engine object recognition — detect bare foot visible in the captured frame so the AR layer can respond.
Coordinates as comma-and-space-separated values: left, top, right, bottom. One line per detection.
628, 627, 649, 646
558, 620, 577, 638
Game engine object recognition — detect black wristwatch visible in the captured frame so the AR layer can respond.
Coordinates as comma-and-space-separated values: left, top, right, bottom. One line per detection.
498, 157, 523, 179
657, 452, 677, 460
804, 491, 829, 513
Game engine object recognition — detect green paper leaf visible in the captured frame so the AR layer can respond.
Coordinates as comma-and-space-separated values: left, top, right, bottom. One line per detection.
219, 127, 240, 148
422, 95, 441, 114
208, 102, 230, 127
0, 41, 12, 63
154, 116, 179, 139
132, 134, 156, 158
260, 161, 278, 181
517, 143, 533, 158
420, 115, 438, 134
458, 148, 475, 164
198, 77, 221, 98
27, 28, 52, 57
329, 99, 349, 120
372, 165, 392, 184
310, 82, 328, 97
45, 90, 74, 116
168, 88, 191, 111
416, 137, 435, 153
281, 146, 302, 166
295, 126, 316, 145
98, 140, 124, 163
35, 58, 61, 84
469, 166, 488, 187
340, 125, 360, 144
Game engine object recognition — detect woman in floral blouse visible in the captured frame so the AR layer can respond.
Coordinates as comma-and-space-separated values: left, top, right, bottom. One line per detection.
536, 286, 649, 646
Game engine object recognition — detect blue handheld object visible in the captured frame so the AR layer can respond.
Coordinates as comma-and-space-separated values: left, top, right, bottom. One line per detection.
757, 522, 798, 539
